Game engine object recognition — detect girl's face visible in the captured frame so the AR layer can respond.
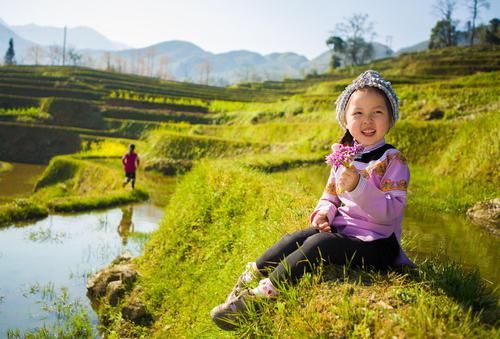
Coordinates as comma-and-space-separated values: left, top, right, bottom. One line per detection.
344, 88, 391, 147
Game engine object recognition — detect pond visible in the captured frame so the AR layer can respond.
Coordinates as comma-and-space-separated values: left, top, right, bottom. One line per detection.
0, 203, 163, 336
0, 162, 46, 204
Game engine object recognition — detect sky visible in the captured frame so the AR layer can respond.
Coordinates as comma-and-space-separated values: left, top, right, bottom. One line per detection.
3, 0, 499, 59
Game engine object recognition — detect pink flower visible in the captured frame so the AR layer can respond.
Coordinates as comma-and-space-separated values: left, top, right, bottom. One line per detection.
325, 142, 364, 168
325, 142, 364, 194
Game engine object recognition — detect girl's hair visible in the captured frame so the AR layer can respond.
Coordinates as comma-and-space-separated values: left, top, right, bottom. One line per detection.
339, 87, 394, 146
339, 129, 354, 146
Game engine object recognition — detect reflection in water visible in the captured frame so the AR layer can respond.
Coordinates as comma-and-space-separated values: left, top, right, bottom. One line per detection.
0, 203, 164, 334
0, 163, 46, 204
117, 206, 135, 245
403, 208, 499, 285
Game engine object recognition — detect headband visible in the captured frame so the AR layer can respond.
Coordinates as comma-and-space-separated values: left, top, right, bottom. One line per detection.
335, 70, 399, 129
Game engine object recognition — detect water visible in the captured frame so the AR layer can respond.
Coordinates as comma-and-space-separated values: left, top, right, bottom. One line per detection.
0, 203, 163, 335
0, 163, 46, 204
273, 165, 500, 286
403, 208, 499, 285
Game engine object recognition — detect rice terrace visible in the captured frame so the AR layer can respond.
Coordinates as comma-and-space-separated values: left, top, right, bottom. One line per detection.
0, 3, 499, 337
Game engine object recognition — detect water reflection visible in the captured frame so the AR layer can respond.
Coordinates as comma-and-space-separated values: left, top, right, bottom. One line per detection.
0, 203, 163, 334
0, 163, 46, 204
117, 206, 135, 245
403, 208, 499, 285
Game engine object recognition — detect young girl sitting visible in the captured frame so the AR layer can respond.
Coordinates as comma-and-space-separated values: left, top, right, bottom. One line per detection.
211, 70, 414, 330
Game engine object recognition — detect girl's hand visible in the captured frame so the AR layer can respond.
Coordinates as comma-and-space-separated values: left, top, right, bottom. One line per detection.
337, 165, 360, 193
312, 210, 331, 233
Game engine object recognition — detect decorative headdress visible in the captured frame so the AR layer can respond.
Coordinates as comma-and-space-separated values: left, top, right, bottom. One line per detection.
335, 70, 399, 129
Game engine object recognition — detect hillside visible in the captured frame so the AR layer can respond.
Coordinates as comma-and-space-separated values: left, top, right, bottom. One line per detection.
0, 45, 499, 337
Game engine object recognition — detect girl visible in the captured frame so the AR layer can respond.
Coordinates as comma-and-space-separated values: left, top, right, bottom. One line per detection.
211, 70, 414, 330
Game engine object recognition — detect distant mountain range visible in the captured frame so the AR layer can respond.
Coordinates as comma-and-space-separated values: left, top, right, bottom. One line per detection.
0, 19, 428, 85
11, 24, 129, 51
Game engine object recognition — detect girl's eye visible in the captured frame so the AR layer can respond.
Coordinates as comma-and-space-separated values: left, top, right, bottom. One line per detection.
353, 112, 362, 115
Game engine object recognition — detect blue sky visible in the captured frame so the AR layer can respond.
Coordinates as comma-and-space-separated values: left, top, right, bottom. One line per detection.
3, 0, 499, 59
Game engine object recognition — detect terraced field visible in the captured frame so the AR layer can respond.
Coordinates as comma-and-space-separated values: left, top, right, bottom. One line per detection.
0, 45, 499, 337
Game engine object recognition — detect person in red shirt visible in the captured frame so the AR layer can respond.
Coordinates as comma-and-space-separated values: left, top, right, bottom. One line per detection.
122, 144, 140, 189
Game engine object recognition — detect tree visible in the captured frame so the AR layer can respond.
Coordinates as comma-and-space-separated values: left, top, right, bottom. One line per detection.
26, 44, 44, 65
103, 52, 114, 71
326, 13, 375, 67
67, 48, 83, 66
465, 0, 490, 46
4, 38, 16, 65
429, 20, 459, 48
47, 45, 62, 65
430, 0, 459, 48
157, 56, 171, 80
197, 60, 211, 85
326, 36, 344, 69
145, 48, 158, 77
484, 18, 500, 44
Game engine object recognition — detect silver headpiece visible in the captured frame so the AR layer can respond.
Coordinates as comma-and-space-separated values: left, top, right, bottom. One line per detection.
335, 70, 399, 129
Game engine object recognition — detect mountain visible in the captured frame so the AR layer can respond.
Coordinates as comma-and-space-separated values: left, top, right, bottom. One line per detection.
396, 40, 429, 55
11, 24, 128, 50
1, 18, 430, 84
79, 42, 312, 85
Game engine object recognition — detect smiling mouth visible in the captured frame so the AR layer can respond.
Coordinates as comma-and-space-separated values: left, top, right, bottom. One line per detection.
362, 129, 376, 136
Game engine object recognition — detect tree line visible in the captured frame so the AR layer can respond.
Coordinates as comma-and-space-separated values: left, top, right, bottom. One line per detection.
325, 0, 498, 70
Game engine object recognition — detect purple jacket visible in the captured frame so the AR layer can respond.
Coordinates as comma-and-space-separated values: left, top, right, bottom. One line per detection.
311, 139, 413, 266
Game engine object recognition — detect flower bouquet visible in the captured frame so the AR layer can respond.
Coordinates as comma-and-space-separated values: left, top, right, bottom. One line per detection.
325, 142, 364, 193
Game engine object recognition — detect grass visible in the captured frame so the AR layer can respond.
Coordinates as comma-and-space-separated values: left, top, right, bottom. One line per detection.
143, 129, 270, 164
47, 188, 148, 213
96, 160, 498, 338
235, 262, 498, 338
0, 160, 14, 173
33, 156, 150, 212
0, 199, 49, 227
0, 107, 51, 123
0, 153, 150, 226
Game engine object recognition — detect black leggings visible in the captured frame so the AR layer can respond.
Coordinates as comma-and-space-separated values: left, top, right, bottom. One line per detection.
256, 227, 400, 283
